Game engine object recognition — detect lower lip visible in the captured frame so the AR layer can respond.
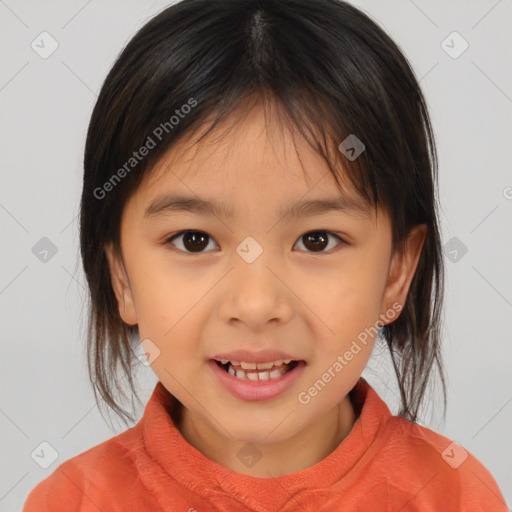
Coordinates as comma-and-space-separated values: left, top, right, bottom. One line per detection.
208, 360, 306, 401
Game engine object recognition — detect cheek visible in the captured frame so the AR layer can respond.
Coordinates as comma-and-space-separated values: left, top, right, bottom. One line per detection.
301, 255, 387, 362
129, 258, 211, 366
307, 256, 386, 321
128, 251, 195, 317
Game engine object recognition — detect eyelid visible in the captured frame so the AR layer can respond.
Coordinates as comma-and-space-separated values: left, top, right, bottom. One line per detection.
293, 231, 346, 253
165, 229, 347, 254
165, 230, 219, 253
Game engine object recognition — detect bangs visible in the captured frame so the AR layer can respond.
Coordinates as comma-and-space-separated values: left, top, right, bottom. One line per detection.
145, 88, 379, 217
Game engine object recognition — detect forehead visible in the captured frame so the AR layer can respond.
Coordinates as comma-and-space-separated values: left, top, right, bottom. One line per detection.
134, 104, 377, 222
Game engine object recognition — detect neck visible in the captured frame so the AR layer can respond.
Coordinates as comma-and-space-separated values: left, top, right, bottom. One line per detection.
176, 395, 357, 478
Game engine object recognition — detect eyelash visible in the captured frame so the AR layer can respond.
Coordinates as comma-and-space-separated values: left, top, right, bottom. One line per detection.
164, 230, 346, 254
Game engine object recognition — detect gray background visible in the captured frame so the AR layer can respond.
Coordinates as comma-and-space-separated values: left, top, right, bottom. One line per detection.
1, 0, 511, 510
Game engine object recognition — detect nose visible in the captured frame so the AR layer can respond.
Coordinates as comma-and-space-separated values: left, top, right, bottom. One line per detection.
217, 249, 294, 331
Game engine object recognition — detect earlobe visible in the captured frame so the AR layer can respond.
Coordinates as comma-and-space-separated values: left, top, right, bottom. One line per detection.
380, 224, 427, 322
104, 242, 138, 326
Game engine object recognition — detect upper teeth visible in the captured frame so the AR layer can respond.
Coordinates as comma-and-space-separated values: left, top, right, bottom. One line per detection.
219, 359, 292, 369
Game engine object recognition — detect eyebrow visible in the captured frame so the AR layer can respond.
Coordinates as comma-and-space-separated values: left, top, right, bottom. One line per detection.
143, 193, 370, 221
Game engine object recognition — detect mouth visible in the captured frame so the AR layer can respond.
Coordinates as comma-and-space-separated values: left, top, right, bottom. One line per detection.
213, 359, 302, 381
209, 357, 307, 401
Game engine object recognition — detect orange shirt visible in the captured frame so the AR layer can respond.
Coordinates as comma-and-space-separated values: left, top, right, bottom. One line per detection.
23, 378, 508, 511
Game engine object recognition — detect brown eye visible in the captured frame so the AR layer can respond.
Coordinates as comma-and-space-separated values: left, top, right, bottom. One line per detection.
167, 231, 218, 253
294, 231, 343, 253
166, 230, 344, 255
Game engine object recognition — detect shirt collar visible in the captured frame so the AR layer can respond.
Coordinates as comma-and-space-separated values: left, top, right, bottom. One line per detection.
140, 376, 391, 509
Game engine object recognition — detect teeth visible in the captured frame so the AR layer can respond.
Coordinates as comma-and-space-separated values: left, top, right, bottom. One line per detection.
269, 368, 284, 379
226, 364, 288, 381
217, 358, 299, 381
256, 361, 274, 370
221, 358, 294, 368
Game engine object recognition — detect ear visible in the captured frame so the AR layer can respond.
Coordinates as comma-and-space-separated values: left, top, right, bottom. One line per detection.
104, 242, 138, 326
380, 224, 427, 321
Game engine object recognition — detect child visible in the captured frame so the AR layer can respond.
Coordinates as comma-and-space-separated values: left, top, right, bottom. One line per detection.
24, 0, 508, 510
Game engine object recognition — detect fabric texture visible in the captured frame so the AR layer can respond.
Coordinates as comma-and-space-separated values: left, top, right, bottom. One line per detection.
23, 377, 508, 511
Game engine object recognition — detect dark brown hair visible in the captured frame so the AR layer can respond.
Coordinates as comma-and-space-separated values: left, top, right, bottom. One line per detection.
80, 0, 446, 426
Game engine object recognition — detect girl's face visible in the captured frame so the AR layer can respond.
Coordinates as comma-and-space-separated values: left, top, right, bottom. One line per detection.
106, 105, 425, 468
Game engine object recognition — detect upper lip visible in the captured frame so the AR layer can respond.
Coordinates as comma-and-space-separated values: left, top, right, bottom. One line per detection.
211, 349, 304, 364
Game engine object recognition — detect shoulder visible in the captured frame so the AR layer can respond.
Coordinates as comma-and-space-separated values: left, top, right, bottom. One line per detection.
374, 415, 508, 510
23, 426, 143, 512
